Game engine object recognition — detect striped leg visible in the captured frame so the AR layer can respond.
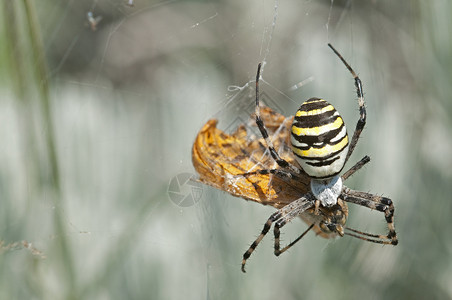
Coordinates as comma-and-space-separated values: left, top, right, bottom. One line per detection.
274, 223, 314, 256
241, 210, 279, 273
328, 44, 366, 163
254, 63, 302, 175
341, 187, 398, 245
341, 155, 370, 181
241, 194, 315, 272
239, 168, 295, 179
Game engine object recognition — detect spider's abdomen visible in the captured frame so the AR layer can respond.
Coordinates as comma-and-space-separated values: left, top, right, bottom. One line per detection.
291, 97, 349, 178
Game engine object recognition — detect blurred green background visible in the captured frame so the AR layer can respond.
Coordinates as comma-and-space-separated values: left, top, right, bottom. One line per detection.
1, 0, 451, 299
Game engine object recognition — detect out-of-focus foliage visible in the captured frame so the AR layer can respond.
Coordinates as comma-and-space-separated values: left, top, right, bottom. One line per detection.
0, 1, 451, 299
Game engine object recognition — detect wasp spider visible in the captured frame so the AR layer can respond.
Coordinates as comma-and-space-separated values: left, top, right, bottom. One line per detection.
241, 44, 398, 272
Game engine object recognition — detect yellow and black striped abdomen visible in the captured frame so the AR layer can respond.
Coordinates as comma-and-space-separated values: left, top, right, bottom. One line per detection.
291, 98, 349, 178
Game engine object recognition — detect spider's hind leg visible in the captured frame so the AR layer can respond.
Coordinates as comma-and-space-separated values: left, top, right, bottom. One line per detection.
342, 155, 371, 181
328, 44, 367, 163
254, 63, 301, 175
239, 168, 295, 179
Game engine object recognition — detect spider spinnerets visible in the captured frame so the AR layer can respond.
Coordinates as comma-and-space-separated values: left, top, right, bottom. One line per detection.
240, 44, 398, 273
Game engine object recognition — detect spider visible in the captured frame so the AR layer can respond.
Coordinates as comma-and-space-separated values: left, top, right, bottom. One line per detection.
240, 44, 398, 272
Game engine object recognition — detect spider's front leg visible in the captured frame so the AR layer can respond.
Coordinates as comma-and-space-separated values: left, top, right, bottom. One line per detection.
274, 220, 314, 257
241, 210, 280, 273
241, 194, 315, 272
342, 187, 398, 245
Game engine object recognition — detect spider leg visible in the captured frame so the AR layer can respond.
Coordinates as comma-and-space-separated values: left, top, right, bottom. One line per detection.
241, 194, 315, 272
254, 63, 301, 175
341, 187, 398, 245
241, 210, 278, 273
341, 155, 370, 181
328, 44, 366, 163
344, 226, 393, 244
239, 168, 296, 179
274, 222, 314, 256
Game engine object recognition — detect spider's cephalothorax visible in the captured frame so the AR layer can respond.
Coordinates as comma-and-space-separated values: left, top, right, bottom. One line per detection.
239, 44, 398, 273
